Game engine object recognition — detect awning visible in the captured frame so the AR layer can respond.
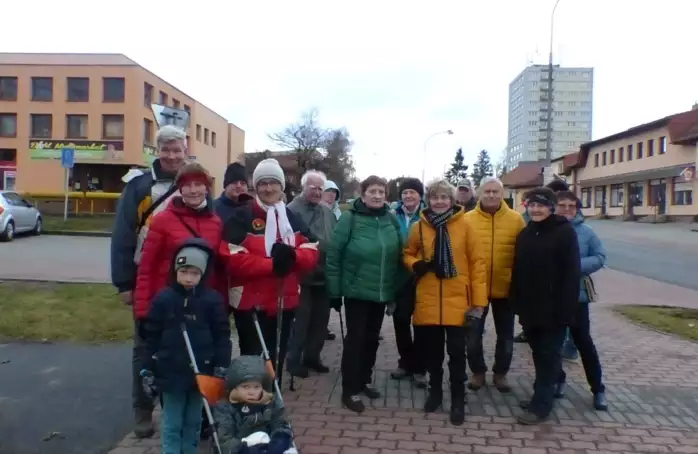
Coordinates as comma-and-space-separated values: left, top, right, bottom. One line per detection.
579, 164, 693, 186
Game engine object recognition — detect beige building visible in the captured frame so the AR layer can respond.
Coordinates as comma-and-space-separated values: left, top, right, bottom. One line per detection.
567, 107, 698, 220
0, 53, 245, 195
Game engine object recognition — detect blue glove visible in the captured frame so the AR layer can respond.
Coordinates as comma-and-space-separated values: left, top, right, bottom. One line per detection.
267, 431, 293, 454
238, 444, 267, 454
139, 369, 157, 399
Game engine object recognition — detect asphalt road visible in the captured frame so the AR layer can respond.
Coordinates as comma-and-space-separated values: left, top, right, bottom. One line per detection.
0, 342, 133, 454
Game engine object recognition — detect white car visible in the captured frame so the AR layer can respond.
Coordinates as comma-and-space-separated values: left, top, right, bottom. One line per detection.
0, 191, 43, 242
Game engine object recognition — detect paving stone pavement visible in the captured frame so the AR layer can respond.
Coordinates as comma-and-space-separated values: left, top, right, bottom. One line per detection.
110, 269, 698, 453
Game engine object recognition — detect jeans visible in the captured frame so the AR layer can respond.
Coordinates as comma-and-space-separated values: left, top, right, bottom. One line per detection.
558, 304, 605, 394
288, 285, 330, 367
562, 328, 579, 357
466, 298, 515, 375
525, 326, 566, 418
341, 299, 385, 396
232, 308, 295, 387
161, 390, 204, 454
414, 325, 467, 395
132, 320, 154, 413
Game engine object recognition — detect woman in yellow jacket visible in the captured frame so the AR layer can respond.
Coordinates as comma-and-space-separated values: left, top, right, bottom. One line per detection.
403, 178, 488, 426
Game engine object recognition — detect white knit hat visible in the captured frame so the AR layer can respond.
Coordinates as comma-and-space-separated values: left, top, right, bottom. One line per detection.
252, 158, 285, 191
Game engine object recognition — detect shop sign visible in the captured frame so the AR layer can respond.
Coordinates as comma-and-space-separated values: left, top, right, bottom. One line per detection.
30, 140, 124, 161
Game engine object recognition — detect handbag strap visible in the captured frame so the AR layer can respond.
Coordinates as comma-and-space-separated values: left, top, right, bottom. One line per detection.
174, 212, 201, 238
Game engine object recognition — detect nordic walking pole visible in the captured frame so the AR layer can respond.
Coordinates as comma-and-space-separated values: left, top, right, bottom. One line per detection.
338, 306, 345, 342
181, 323, 223, 454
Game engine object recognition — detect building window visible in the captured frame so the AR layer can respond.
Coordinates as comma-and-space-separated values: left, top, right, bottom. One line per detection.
580, 188, 591, 208
672, 177, 693, 206
196, 124, 202, 141
0, 77, 18, 101
0, 113, 18, 137
204, 128, 210, 145
66, 115, 88, 139
619, 146, 624, 162
602, 151, 607, 166
30, 114, 52, 138
610, 149, 615, 164
102, 114, 125, 139
637, 142, 643, 159
184, 104, 191, 114
659, 136, 667, 154
647, 139, 654, 157
144, 83, 153, 107
173, 99, 181, 109
159, 91, 168, 105
103, 77, 125, 102
143, 118, 153, 143
610, 184, 624, 207
31, 77, 53, 101
627, 144, 633, 161
0, 149, 17, 162
629, 182, 644, 206
67, 77, 89, 102
594, 187, 604, 208
211, 132, 217, 147
594, 153, 599, 167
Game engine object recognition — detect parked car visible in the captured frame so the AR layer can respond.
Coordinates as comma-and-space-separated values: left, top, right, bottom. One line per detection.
0, 191, 42, 242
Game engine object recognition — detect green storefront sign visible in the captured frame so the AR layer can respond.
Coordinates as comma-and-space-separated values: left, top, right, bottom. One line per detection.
30, 140, 124, 161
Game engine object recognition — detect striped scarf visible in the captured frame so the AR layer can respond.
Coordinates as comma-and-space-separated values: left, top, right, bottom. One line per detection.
425, 207, 457, 279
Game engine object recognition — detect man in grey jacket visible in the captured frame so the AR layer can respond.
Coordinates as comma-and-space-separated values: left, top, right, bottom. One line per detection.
287, 170, 338, 377
110, 125, 188, 438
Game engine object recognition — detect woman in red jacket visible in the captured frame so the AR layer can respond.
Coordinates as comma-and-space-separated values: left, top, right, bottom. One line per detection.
221, 158, 319, 386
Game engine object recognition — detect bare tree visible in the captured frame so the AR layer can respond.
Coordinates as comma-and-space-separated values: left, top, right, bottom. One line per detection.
268, 108, 329, 175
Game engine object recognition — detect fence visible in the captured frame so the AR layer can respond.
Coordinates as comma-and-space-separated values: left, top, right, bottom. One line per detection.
22, 192, 120, 216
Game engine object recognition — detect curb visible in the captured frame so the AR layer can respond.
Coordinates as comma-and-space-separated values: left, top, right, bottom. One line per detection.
44, 230, 111, 238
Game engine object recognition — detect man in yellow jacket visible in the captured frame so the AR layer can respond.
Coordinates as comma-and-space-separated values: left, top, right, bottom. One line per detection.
464, 176, 526, 393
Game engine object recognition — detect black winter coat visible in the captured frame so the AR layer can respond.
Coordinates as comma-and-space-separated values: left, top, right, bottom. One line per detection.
510, 214, 581, 330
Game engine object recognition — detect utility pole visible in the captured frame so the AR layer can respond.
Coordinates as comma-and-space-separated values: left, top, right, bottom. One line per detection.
545, 0, 561, 167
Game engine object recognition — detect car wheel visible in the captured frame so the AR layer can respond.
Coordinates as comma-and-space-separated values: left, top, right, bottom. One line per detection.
1, 221, 14, 242
33, 217, 42, 235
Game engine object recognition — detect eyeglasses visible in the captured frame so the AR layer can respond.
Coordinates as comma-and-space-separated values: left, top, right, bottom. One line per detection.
556, 203, 577, 210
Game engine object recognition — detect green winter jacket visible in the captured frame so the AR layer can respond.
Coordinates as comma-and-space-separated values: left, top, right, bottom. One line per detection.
326, 198, 403, 303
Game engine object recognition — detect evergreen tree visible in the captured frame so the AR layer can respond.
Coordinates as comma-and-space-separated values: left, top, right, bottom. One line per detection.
471, 149, 494, 187
445, 148, 469, 186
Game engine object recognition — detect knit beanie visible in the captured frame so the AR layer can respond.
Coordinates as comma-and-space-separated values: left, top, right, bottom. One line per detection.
225, 355, 273, 392
457, 179, 474, 191
252, 158, 286, 191
400, 178, 424, 197
545, 179, 569, 193
525, 187, 557, 208
223, 162, 247, 187
176, 162, 212, 189
174, 246, 209, 274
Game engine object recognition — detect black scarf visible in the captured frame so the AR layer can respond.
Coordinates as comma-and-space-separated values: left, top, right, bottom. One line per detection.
425, 207, 457, 279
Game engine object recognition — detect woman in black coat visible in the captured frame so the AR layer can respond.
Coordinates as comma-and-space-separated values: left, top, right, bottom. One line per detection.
509, 187, 581, 425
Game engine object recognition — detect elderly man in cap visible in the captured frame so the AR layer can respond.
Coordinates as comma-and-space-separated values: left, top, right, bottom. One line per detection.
456, 179, 477, 212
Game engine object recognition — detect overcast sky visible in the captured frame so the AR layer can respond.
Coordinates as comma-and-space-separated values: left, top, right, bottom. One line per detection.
6, 0, 697, 181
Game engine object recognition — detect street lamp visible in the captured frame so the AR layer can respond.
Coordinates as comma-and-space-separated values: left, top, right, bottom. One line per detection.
422, 129, 454, 182
544, 0, 562, 166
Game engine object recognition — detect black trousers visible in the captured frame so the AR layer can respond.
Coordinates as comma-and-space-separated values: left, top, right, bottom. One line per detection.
466, 298, 515, 375
232, 308, 296, 387
414, 325, 467, 394
392, 280, 424, 374
287, 285, 330, 367
341, 299, 385, 396
558, 303, 605, 394
525, 326, 566, 418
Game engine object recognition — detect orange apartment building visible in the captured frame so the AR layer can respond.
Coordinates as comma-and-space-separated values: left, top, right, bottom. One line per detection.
0, 53, 245, 196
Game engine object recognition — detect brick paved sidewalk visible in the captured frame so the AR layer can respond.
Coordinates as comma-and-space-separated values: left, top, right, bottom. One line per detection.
110, 269, 698, 453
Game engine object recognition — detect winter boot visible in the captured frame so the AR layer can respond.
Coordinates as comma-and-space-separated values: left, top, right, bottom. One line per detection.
133, 409, 155, 438
304, 360, 330, 374
413, 373, 428, 389
493, 374, 512, 393
554, 382, 566, 399
423, 387, 443, 413
390, 367, 411, 380
593, 392, 608, 411
449, 388, 466, 426
362, 385, 381, 399
342, 394, 366, 413
467, 373, 486, 391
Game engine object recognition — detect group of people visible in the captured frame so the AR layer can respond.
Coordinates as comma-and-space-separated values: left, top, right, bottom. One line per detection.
110, 124, 609, 453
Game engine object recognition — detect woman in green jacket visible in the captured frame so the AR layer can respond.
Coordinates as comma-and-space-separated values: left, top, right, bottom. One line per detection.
326, 175, 403, 413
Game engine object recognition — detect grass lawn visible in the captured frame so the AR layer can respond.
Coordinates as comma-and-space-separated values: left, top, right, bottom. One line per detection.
0, 281, 132, 343
42, 215, 114, 233
615, 305, 698, 342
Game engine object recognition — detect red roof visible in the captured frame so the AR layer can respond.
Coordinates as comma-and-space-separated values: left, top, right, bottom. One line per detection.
501, 161, 544, 188
667, 108, 698, 145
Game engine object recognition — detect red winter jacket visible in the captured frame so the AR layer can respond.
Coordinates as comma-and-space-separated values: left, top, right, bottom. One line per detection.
134, 197, 226, 319
219, 199, 319, 315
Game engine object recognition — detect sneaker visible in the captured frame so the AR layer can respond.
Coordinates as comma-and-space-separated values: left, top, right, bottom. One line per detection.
517, 411, 548, 425
362, 385, 381, 399
304, 361, 330, 374
467, 373, 486, 391
413, 374, 428, 389
513, 332, 527, 343
133, 409, 155, 439
342, 395, 365, 413
493, 374, 512, 393
390, 368, 411, 380
554, 382, 566, 399
593, 392, 608, 411
423, 389, 443, 413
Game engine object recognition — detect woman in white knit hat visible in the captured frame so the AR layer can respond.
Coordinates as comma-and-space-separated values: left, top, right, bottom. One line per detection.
219, 158, 319, 387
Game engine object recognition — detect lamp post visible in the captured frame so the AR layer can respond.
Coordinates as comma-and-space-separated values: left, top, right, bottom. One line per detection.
422, 129, 454, 182
544, 0, 562, 167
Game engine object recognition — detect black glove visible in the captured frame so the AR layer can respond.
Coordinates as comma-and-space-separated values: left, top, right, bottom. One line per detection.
238, 444, 266, 454
329, 298, 343, 312
412, 260, 433, 279
268, 431, 293, 454
271, 242, 296, 277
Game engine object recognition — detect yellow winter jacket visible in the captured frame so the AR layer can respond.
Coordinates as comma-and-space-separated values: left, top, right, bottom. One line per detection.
464, 201, 525, 299
403, 207, 488, 327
